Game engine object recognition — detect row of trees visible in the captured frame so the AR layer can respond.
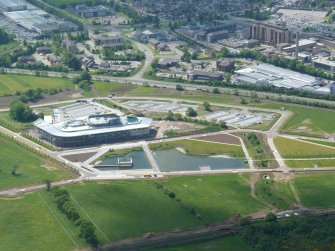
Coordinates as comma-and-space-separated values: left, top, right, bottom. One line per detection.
52, 187, 98, 246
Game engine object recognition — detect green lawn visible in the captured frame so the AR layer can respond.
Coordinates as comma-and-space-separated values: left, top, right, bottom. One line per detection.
0, 112, 33, 132
255, 174, 296, 210
65, 181, 201, 242
286, 159, 335, 168
92, 81, 137, 96
0, 74, 74, 96
150, 139, 245, 159
258, 104, 335, 137
301, 139, 335, 148
0, 136, 71, 190
274, 136, 335, 158
152, 236, 252, 251
294, 173, 335, 208
160, 175, 268, 223
0, 192, 84, 251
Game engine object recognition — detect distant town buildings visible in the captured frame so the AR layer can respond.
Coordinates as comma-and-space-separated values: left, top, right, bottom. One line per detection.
216, 58, 235, 72
249, 21, 293, 45
66, 4, 108, 18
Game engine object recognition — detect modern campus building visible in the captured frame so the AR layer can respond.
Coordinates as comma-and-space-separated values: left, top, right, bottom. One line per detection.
249, 21, 292, 45
34, 103, 152, 147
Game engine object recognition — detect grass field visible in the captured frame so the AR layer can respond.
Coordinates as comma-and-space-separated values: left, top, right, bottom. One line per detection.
0, 136, 71, 190
150, 139, 245, 159
301, 139, 335, 148
294, 173, 335, 208
258, 103, 335, 137
0, 112, 33, 132
0, 192, 84, 251
255, 174, 296, 210
152, 236, 252, 251
286, 159, 335, 168
0, 175, 266, 250
274, 137, 335, 159
160, 175, 267, 223
0, 74, 74, 96
92, 81, 137, 96
65, 181, 201, 242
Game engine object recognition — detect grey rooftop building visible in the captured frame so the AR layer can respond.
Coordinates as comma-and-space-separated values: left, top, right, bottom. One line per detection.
34, 103, 152, 147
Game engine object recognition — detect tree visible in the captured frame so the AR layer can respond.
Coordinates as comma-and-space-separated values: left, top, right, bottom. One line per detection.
186, 107, 197, 117
212, 88, 220, 94
165, 111, 174, 121
176, 84, 184, 91
203, 101, 211, 111
46, 180, 52, 191
9, 100, 37, 122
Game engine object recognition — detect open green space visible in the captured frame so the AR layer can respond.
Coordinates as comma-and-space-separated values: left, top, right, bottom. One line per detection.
294, 173, 335, 208
255, 174, 296, 210
0, 112, 33, 132
93, 147, 143, 163
92, 81, 137, 96
274, 136, 335, 159
0, 74, 74, 96
286, 159, 335, 168
301, 139, 335, 148
0, 135, 72, 190
152, 236, 252, 251
160, 175, 267, 223
0, 192, 84, 251
65, 181, 201, 242
150, 139, 245, 159
258, 103, 335, 137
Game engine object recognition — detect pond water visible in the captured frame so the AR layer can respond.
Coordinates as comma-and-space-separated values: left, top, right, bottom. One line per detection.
153, 149, 245, 172
97, 151, 151, 170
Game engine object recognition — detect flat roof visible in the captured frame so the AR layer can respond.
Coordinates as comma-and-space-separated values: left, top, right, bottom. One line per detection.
34, 116, 152, 138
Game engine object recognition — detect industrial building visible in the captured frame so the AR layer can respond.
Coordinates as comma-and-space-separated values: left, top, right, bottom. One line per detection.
0, 0, 27, 12
3, 10, 77, 34
281, 39, 317, 53
236, 64, 325, 90
34, 103, 152, 147
312, 58, 335, 73
249, 21, 292, 45
188, 70, 223, 81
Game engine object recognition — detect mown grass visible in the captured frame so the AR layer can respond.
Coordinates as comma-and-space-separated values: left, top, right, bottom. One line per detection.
255, 174, 296, 210
152, 236, 253, 251
294, 173, 335, 208
65, 181, 201, 242
286, 159, 335, 168
0, 74, 74, 96
0, 192, 85, 251
150, 139, 245, 159
0, 112, 33, 132
92, 81, 137, 96
0, 136, 71, 190
159, 175, 268, 223
274, 137, 335, 158
301, 139, 335, 148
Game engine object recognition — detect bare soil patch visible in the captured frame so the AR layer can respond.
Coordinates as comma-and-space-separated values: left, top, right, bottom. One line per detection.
62, 152, 98, 162
194, 133, 241, 145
